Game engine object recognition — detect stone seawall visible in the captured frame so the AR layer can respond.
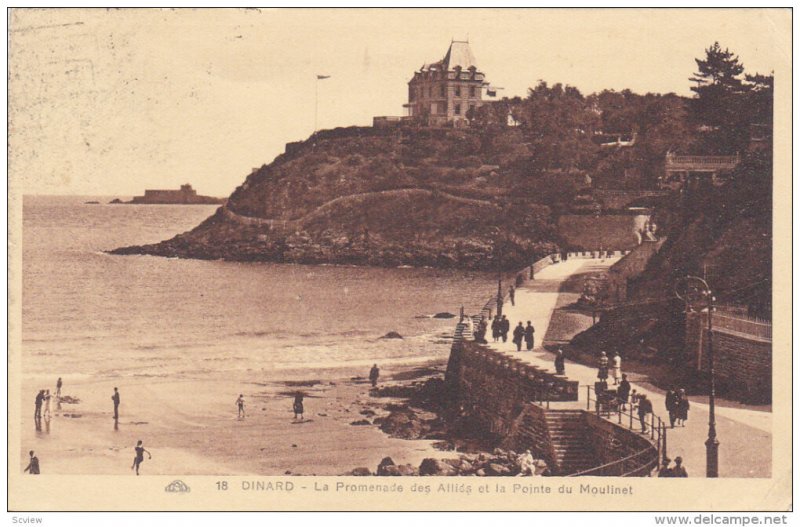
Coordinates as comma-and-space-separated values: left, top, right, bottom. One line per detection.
445, 338, 659, 475
557, 214, 649, 251
685, 312, 771, 403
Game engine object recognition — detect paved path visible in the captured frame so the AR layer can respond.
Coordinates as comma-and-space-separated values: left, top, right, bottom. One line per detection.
485, 258, 772, 478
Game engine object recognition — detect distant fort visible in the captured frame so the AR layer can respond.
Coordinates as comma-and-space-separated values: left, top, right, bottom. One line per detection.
111, 184, 225, 205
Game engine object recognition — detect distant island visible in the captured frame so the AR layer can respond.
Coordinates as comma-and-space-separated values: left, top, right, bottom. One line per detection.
110, 184, 225, 205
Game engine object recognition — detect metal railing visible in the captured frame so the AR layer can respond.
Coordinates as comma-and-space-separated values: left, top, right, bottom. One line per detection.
565, 385, 666, 477
712, 312, 772, 340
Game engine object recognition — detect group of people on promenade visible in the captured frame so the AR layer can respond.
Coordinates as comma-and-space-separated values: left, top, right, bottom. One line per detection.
665, 386, 691, 428
596, 351, 623, 385
474, 314, 536, 353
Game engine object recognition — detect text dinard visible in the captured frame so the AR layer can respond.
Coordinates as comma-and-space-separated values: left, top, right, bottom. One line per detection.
239, 481, 633, 496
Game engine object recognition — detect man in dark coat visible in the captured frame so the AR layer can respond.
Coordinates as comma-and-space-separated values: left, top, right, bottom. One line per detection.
112, 387, 120, 420
508, 285, 515, 306
637, 394, 653, 433
658, 458, 673, 477
369, 364, 380, 387
617, 374, 631, 410
512, 322, 525, 351
554, 349, 565, 375
672, 456, 688, 477
34, 390, 44, 419
500, 315, 510, 343
491, 316, 501, 342
524, 321, 535, 351
665, 386, 679, 428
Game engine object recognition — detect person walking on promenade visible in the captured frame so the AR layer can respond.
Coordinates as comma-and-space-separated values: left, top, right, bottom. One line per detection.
131, 440, 151, 475
475, 316, 488, 344
637, 394, 653, 433
508, 285, 515, 307
665, 386, 679, 428
554, 349, 565, 375
611, 352, 622, 385
369, 364, 380, 387
617, 374, 631, 410
34, 390, 44, 419
24, 451, 40, 475
111, 387, 120, 421
512, 323, 525, 352
55, 377, 62, 400
658, 458, 673, 477
676, 389, 690, 427
491, 315, 501, 343
500, 315, 510, 343
236, 394, 245, 418
524, 321, 535, 351
672, 456, 688, 477
597, 352, 609, 382
293, 392, 305, 421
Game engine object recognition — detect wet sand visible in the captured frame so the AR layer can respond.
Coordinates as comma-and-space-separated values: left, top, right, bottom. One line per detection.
21, 362, 447, 476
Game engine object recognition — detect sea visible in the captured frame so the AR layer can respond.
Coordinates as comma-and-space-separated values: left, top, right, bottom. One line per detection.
21, 195, 495, 383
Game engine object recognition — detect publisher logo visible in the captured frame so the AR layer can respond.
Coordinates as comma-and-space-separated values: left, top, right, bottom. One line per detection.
165, 480, 191, 493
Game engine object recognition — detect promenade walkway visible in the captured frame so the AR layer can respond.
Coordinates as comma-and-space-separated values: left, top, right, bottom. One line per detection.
485, 258, 771, 478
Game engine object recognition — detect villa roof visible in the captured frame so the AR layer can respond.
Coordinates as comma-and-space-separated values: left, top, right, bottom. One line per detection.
443, 40, 477, 70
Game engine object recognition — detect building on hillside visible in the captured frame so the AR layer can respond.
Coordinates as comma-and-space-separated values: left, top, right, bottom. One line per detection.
406, 40, 492, 127
373, 40, 496, 128
660, 152, 741, 190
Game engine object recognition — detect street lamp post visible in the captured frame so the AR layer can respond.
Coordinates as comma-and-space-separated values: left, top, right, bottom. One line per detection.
675, 275, 719, 477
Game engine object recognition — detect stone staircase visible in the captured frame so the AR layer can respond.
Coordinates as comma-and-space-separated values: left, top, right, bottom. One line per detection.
544, 410, 597, 475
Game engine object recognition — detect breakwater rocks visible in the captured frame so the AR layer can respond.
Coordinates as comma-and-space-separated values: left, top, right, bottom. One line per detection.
347, 448, 548, 477
110, 206, 558, 271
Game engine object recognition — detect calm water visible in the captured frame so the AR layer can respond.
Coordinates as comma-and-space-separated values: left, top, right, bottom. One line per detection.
22, 196, 494, 382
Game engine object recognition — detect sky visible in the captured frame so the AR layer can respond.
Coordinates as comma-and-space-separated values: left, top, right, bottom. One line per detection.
9, 8, 790, 196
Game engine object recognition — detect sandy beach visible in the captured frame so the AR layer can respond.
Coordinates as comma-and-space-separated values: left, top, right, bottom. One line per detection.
21, 361, 449, 476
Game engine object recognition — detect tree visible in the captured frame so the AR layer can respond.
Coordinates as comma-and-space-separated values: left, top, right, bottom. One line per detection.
689, 42, 749, 153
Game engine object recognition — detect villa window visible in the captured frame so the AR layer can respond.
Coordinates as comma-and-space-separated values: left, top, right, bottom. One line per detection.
455, 103, 461, 115
455, 86, 461, 97
440, 85, 446, 97
469, 86, 476, 97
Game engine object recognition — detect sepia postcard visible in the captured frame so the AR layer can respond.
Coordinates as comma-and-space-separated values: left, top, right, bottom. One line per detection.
7, 7, 792, 513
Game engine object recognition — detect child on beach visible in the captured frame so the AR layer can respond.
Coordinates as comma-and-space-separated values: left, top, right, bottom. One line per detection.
43, 390, 51, 419
293, 393, 304, 421
131, 440, 151, 475
236, 394, 245, 418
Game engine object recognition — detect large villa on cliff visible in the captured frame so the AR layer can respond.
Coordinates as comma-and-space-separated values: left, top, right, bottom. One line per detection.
374, 40, 496, 128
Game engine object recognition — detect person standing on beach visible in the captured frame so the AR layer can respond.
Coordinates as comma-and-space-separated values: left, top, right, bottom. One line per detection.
24, 451, 40, 475
55, 377, 62, 399
236, 394, 245, 418
512, 322, 525, 352
43, 390, 52, 419
508, 285, 516, 307
112, 387, 120, 421
34, 390, 44, 419
554, 349, 565, 375
500, 315, 510, 343
524, 321, 535, 351
293, 392, 305, 421
611, 352, 622, 385
131, 440, 151, 475
369, 364, 380, 387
